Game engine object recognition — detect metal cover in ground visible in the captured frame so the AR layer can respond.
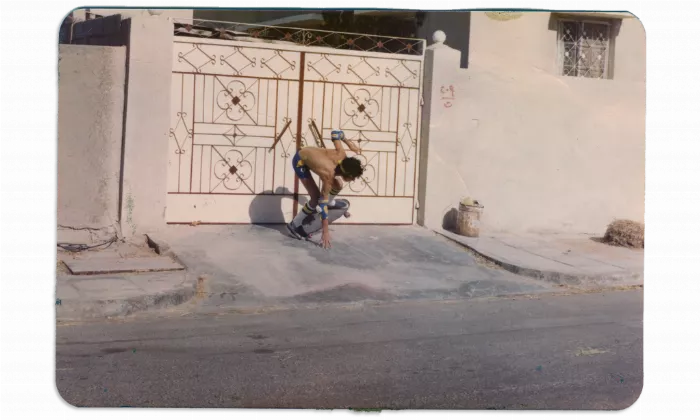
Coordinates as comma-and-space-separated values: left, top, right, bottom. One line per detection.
64, 257, 184, 275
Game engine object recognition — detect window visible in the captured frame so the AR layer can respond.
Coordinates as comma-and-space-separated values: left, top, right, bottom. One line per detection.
558, 20, 611, 79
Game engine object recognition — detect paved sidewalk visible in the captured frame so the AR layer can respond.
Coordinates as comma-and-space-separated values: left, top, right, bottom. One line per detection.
146, 225, 556, 313
436, 229, 644, 287
56, 241, 195, 320
55, 226, 642, 321
56, 271, 195, 320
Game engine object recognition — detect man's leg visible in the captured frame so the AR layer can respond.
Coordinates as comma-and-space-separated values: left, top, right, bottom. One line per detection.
287, 151, 319, 238
287, 177, 320, 239
299, 177, 321, 216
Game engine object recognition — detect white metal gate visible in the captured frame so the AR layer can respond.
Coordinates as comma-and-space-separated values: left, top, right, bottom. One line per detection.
166, 22, 424, 224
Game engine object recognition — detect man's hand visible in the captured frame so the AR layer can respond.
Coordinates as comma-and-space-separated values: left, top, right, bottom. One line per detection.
321, 222, 331, 249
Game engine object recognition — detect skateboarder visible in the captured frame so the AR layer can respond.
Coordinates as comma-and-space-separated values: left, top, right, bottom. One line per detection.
287, 130, 364, 249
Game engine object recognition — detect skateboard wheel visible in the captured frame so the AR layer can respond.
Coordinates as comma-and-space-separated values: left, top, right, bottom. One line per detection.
344, 211, 351, 218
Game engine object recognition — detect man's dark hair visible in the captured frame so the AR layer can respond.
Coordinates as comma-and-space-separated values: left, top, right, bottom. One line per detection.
339, 157, 364, 179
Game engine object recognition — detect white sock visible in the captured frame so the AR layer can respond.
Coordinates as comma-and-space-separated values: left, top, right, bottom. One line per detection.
329, 186, 342, 207
291, 202, 316, 227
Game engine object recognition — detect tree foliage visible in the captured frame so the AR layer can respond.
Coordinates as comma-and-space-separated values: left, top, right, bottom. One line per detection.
320, 11, 425, 38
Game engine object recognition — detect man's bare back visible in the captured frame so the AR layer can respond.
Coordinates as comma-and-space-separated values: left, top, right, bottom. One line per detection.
287, 130, 364, 249
298, 147, 348, 185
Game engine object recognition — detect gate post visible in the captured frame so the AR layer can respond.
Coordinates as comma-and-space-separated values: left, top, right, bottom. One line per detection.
417, 30, 462, 229
119, 15, 174, 237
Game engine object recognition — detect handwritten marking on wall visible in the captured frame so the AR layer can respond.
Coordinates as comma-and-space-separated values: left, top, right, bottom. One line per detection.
440, 85, 455, 108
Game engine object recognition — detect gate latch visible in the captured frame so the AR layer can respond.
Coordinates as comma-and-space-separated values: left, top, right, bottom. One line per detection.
269, 118, 292, 153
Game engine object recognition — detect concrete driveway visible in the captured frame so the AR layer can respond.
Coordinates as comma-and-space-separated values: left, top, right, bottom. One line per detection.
154, 225, 552, 309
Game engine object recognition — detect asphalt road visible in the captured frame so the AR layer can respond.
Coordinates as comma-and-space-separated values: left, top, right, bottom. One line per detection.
56, 289, 643, 409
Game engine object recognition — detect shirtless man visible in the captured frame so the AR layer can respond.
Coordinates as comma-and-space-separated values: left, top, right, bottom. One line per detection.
286, 130, 364, 249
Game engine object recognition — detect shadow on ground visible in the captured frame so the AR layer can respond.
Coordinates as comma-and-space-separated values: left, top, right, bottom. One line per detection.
248, 187, 311, 236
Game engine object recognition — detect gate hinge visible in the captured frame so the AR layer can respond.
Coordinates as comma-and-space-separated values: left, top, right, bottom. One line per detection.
420, 95, 424, 107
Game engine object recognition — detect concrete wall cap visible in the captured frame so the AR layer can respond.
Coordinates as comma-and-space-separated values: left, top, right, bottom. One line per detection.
432, 30, 446, 44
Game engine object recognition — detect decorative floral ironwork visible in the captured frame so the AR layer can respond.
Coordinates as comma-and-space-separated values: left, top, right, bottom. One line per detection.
385, 60, 418, 87
173, 18, 425, 56
307, 54, 341, 81
178, 44, 216, 73
398, 122, 416, 163
343, 87, 380, 129
169, 112, 192, 154
220, 46, 256, 75
212, 147, 254, 192
215, 78, 256, 123
260, 50, 296, 79
222, 125, 249, 147
347, 57, 381, 84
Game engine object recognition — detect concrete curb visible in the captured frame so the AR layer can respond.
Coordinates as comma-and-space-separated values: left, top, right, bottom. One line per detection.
434, 230, 643, 287
146, 233, 188, 268
56, 281, 197, 321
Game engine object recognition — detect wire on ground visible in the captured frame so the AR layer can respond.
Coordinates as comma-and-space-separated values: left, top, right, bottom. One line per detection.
57, 236, 118, 252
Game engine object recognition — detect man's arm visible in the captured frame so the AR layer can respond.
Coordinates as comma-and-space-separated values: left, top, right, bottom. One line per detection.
343, 139, 361, 155
318, 173, 333, 220
330, 130, 348, 158
330, 130, 361, 156
331, 139, 347, 158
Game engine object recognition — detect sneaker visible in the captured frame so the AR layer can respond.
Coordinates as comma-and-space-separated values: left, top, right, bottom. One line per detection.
286, 222, 307, 240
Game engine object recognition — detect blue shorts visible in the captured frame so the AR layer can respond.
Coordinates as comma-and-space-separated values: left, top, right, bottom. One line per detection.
292, 150, 311, 180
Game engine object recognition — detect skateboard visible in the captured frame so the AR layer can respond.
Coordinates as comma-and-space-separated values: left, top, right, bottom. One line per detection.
295, 199, 351, 239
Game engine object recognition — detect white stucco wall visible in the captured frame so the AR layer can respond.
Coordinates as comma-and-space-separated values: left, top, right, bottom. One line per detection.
57, 45, 126, 240
119, 16, 174, 237
59, 14, 176, 238
419, 13, 645, 234
467, 11, 646, 83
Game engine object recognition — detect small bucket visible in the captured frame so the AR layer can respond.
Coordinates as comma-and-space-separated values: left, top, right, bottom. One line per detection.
456, 201, 483, 238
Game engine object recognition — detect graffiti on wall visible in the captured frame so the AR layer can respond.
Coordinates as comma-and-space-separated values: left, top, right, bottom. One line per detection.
440, 85, 455, 108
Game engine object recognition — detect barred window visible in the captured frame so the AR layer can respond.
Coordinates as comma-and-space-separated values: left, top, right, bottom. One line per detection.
558, 20, 611, 79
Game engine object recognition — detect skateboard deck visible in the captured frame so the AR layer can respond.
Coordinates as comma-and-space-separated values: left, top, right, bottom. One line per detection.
299, 199, 350, 237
